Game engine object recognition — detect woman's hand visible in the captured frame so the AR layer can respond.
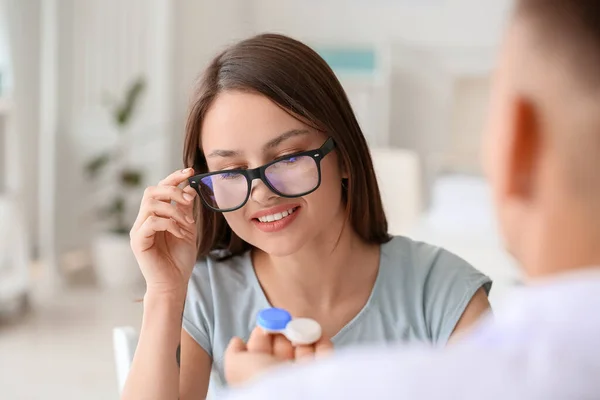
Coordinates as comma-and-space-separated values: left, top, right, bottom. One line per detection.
130, 168, 198, 295
224, 327, 334, 386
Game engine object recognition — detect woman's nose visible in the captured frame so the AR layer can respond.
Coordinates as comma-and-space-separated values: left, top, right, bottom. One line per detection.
249, 179, 279, 205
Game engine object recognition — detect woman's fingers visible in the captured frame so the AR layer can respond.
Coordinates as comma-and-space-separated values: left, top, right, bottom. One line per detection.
314, 337, 334, 358
180, 185, 198, 212
141, 216, 188, 239
242, 325, 332, 361
158, 167, 195, 187
294, 344, 315, 361
133, 216, 190, 251
226, 337, 247, 355
273, 335, 295, 361
143, 199, 195, 231
246, 327, 274, 355
132, 181, 197, 233
143, 185, 196, 207
294, 337, 333, 362
224, 337, 284, 387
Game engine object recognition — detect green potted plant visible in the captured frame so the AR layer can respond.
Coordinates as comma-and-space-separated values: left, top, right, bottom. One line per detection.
86, 76, 146, 289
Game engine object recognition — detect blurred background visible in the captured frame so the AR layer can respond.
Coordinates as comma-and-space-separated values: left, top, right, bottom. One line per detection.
0, 0, 520, 399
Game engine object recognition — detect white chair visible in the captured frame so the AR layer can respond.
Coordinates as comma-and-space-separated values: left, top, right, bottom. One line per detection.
113, 326, 139, 394
0, 194, 30, 316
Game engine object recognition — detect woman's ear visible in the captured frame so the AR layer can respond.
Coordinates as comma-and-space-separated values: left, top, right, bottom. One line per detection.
341, 178, 349, 190
340, 162, 349, 180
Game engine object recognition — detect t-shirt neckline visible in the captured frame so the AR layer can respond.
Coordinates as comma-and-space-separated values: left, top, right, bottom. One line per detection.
245, 240, 389, 343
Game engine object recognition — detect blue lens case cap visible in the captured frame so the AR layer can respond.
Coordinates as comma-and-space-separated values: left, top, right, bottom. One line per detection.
257, 307, 292, 331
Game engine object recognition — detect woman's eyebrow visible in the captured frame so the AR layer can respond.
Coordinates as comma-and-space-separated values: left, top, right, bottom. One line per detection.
263, 129, 310, 151
206, 149, 241, 159
206, 129, 310, 159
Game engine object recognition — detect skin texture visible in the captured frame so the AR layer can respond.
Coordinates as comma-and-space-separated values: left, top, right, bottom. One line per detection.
224, 327, 334, 387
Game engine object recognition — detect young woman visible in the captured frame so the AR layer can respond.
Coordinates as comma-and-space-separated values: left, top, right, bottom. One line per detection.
122, 33, 492, 400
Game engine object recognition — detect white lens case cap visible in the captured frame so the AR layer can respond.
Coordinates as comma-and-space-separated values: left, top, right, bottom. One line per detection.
284, 318, 322, 346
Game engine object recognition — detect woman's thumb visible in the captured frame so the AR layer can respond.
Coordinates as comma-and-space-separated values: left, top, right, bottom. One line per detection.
226, 337, 247, 355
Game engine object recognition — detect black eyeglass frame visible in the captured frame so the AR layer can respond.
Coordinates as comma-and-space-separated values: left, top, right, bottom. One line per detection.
188, 137, 336, 213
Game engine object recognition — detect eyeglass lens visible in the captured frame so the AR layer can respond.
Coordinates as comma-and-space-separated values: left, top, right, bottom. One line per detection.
199, 155, 319, 211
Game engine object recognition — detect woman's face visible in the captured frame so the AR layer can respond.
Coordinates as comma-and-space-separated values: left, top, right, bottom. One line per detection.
201, 91, 346, 256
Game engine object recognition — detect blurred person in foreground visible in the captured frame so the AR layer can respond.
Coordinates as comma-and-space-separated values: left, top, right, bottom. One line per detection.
221, 0, 600, 398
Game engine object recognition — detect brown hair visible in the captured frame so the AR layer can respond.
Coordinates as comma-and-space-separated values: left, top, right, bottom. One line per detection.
183, 33, 390, 259
515, 0, 600, 90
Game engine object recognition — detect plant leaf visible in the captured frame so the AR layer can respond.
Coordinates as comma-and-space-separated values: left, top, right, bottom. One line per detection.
85, 153, 111, 178
98, 197, 125, 218
121, 168, 143, 188
115, 77, 146, 128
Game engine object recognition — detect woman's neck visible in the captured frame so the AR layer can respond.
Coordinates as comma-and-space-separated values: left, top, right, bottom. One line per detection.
252, 224, 380, 310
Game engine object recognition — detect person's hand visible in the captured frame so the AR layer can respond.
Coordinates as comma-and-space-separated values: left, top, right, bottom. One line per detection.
224, 327, 334, 386
130, 168, 198, 295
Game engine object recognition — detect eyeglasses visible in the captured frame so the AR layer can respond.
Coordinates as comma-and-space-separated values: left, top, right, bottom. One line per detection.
189, 138, 336, 212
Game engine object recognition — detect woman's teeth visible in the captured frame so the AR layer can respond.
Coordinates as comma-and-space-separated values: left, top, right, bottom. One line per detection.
257, 208, 297, 223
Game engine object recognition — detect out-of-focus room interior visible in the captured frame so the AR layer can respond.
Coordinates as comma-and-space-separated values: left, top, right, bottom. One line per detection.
0, 0, 519, 399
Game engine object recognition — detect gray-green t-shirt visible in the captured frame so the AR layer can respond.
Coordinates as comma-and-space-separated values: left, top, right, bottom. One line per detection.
183, 236, 492, 397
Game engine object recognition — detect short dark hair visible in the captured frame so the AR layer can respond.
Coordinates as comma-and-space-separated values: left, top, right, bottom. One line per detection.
183, 33, 391, 259
515, 0, 600, 90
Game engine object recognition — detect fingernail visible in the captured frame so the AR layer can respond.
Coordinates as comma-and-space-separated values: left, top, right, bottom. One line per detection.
185, 215, 195, 224
183, 193, 194, 202
181, 168, 192, 174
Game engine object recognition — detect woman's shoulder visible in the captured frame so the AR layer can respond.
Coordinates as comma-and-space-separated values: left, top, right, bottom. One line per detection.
184, 251, 259, 360
378, 236, 492, 344
189, 250, 255, 290
380, 235, 492, 293
185, 249, 259, 329
382, 235, 473, 271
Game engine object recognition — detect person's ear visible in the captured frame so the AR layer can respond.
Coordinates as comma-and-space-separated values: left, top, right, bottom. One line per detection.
340, 161, 349, 180
504, 96, 541, 201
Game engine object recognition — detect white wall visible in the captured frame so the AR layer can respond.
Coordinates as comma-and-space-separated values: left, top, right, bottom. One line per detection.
252, 0, 512, 204
51, 0, 175, 259
253, 0, 513, 48
0, 0, 12, 91
4, 0, 41, 252
169, 0, 255, 170
43, 0, 255, 268
448, 77, 491, 174
251, 0, 512, 148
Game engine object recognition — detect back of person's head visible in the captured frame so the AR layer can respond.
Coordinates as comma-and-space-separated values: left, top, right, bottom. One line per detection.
484, 0, 600, 276
183, 33, 390, 258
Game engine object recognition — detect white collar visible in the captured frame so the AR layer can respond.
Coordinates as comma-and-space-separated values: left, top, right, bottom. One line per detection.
524, 266, 600, 288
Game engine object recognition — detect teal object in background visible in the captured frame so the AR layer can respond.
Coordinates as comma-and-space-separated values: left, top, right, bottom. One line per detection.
316, 47, 377, 73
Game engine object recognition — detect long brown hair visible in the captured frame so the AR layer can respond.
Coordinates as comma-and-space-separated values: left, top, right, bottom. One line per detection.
183, 33, 390, 259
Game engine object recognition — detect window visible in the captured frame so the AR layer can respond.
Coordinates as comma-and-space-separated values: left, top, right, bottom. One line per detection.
0, 1, 12, 96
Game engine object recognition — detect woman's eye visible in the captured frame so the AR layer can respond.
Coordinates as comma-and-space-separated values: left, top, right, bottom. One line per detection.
210, 164, 246, 173
280, 156, 299, 164
218, 172, 242, 180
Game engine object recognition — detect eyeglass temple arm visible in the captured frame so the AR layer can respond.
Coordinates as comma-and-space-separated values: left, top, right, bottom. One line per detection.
321, 137, 336, 155
191, 149, 203, 172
